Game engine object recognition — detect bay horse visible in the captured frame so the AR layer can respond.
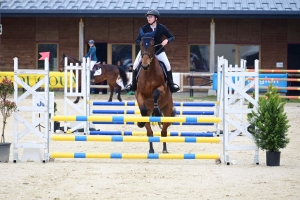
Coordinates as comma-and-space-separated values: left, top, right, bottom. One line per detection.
59, 54, 128, 103
136, 28, 176, 153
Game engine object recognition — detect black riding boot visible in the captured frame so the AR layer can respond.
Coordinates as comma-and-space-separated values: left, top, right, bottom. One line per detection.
167, 70, 180, 93
125, 69, 138, 92
90, 70, 95, 83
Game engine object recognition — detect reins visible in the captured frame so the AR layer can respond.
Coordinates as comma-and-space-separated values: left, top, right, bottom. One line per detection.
140, 43, 163, 65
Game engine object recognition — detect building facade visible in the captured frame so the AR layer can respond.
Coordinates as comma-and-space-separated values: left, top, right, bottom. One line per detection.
1, 0, 300, 90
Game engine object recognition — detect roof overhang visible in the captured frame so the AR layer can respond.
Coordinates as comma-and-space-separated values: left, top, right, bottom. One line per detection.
1, 9, 300, 18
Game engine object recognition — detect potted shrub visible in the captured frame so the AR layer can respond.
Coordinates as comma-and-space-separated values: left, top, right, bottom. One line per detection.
0, 77, 17, 162
248, 84, 290, 166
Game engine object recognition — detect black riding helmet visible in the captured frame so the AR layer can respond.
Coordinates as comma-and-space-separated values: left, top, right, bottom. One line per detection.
145, 9, 160, 20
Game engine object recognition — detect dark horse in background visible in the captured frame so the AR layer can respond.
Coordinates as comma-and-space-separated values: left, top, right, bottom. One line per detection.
59, 54, 128, 103
136, 28, 176, 154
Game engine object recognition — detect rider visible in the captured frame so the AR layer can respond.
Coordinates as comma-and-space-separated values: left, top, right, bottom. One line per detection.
85, 39, 98, 82
126, 9, 180, 93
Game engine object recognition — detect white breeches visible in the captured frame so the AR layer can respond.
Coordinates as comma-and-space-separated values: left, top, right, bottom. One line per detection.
133, 51, 171, 71
90, 61, 97, 70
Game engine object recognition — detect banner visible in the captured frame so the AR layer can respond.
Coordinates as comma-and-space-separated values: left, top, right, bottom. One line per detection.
0, 71, 77, 89
213, 73, 288, 93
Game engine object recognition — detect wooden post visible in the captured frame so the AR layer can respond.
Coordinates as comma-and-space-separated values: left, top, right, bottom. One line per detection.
79, 18, 84, 60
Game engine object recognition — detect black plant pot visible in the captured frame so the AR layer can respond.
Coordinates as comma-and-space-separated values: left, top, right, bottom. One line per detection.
266, 151, 281, 166
0, 143, 11, 163
54, 122, 60, 132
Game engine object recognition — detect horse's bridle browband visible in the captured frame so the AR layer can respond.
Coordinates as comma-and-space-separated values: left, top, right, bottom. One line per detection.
140, 39, 163, 65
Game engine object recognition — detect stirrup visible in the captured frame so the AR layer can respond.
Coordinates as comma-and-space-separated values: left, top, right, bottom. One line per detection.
125, 84, 136, 92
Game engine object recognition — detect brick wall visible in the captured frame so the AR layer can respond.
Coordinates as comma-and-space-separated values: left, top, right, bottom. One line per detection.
0, 18, 35, 70
0, 17, 300, 73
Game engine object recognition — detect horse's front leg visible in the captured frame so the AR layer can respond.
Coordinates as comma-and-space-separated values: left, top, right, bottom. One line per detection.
152, 89, 162, 117
116, 85, 122, 102
108, 85, 114, 102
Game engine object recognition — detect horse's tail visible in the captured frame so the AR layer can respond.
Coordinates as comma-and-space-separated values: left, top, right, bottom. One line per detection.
117, 66, 128, 86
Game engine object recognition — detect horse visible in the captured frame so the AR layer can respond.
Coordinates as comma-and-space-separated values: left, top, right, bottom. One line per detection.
135, 28, 176, 154
59, 54, 128, 103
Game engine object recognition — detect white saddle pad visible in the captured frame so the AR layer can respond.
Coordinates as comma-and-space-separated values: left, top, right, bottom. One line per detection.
94, 68, 102, 76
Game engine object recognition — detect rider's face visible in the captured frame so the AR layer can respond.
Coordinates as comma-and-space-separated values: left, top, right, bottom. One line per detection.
147, 15, 156, 24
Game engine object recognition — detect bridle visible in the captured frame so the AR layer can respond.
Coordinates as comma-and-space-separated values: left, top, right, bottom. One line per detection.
140, 39, 163, 70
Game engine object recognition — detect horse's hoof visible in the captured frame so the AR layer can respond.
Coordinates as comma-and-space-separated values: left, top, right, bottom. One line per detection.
149, 150, 155, 154
117, 98, 122, 102
137, 122, 145, 128
108, 100, 112, 102
73, 101, 78, 104
162, 150, 169, 154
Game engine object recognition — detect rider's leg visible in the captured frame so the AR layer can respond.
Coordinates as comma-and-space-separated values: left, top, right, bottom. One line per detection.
90, 61, 96, 83
126, 51, 141, 92
155, 52, 180, 93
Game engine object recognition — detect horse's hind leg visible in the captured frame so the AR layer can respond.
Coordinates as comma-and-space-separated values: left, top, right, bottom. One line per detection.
145, 122, 154, 153
108, 85, 114, 102
161, 123, 170, 153
74, 97, 80, 104
116, 85, 122, 102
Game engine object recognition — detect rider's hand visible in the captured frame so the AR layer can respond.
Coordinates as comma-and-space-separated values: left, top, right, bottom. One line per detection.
161, 39, 168, 46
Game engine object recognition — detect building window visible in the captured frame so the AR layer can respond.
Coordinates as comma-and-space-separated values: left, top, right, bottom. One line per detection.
190, 44, 259, 72
239, 45, 259, 69
37, 43, 58, 71
112, 44, 132, 71
190, 45, 210, 72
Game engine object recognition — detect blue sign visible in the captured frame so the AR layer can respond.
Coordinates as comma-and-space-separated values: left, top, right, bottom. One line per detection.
213, 73, 287, 93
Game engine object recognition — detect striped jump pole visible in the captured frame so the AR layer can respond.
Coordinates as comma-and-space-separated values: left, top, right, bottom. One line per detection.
92, 109, 215, 115
50, 152, 220, 159
247, 77, 300, 82
89, 130, 216, 137
51, 135, 221, 143
52, 116, 221, 123
247, 69, 300, 73
92, 101, 217, 107
259, 86, 300, 91
92, 122, 214, 126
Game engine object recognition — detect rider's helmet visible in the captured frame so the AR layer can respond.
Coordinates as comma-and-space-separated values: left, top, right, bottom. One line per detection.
88, 40, 95, 44
145, 9, 160, 20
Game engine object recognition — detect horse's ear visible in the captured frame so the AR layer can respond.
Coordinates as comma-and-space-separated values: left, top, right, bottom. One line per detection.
139, 28, 144, 37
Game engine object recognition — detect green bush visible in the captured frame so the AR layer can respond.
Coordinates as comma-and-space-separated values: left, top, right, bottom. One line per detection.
248, 84, 290, 152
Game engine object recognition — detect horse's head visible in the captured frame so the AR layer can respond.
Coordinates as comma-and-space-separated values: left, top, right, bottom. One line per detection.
139, 28, 157, 70
59, 53, 81, 72
58, 53, 65, 72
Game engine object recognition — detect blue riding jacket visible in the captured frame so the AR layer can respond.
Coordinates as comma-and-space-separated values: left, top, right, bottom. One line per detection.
85, 45, 98, 61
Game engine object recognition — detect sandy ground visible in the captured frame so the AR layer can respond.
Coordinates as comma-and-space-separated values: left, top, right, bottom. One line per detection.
1, 92, 300, 200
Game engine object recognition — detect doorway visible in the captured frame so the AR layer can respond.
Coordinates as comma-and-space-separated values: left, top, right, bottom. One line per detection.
87, 43, 107, 94
287, 44, 300, 96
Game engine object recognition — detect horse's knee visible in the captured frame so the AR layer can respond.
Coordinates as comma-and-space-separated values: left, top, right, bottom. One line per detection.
140, 104, 147, 116
171, 107, 176, 117
152, 89, 160, 100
